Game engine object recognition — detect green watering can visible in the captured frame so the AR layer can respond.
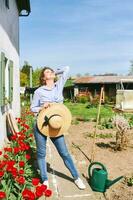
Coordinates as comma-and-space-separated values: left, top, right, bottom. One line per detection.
88, 162, 123, 192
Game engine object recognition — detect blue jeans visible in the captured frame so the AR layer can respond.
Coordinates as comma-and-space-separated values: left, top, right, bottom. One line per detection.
33, 122, 79, 182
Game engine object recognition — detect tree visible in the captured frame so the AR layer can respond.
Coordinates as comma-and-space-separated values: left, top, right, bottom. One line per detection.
128, 60, 133, 75
20, 71, 28, 86
20, 61, 33, 86
32, 67, 42, 87
21, 61, 31, 77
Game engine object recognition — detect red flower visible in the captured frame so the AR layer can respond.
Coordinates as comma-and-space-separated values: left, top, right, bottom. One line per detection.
32, 178, 40, 186
13, 147, 20, 155
35, 184, 47, 198
0, 161, 6, 169
45, 189, 52, 197
20, 123, 25, 127
22, 189, 35, 200
25, 124, 30, 129
17, 118, 21, 124
17, 131, 23, 135
0, 191, 6, 199
6, 166, 17, 176
19, 161, 25, 167
7, 160, 16, 167
11, 170, 18, 178
10, 135, 17, 141
40, 184, 47, 192
29, 134, 33, 138
4, 147, 12, 152
0, 171, 4, 177
16, 176, 25, 184
6, 166, 13, 172
35, 186, 44, 197
19, 169, 24, 175
3, 154, 8, 159
25, 154, 31, 160
21, 129, 26, 133
6, 160, 16, 172
26, 144, 30, 150
0, 151, 2, 155
21, 123, 30, 129
18, 141, 29, 151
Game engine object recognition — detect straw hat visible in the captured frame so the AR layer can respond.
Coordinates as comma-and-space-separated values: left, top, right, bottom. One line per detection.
6, 110, 19, 134
37, 103, 72, 137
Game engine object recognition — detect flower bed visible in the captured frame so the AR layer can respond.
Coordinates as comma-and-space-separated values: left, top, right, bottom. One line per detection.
0, 109, 52, 200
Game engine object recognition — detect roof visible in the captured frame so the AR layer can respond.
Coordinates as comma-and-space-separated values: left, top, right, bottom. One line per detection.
16, 0, 31, 16
74, 76, 133, 84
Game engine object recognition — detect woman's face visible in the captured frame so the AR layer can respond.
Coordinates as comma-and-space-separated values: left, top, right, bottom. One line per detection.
43, 69, 55, 81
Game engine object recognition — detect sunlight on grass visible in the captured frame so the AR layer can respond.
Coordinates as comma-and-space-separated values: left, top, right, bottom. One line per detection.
64, 102, 114, 120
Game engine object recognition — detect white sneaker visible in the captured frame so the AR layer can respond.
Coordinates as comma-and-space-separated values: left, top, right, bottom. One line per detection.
43, 180, 49, 188
74, 177, 86, 190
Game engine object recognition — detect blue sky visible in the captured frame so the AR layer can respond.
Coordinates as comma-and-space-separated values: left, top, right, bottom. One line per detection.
19, 0, 133, 75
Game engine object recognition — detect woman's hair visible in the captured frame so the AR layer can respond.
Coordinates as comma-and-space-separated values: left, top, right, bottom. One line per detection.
39, 66, 55, 86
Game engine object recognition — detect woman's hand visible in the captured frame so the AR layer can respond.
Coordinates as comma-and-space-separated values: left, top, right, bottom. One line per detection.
43, 102, 51, 109
39, 102, 52, 112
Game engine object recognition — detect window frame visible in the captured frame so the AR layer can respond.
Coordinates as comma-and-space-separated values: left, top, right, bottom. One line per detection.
8, 60, 13, 103
0, 52, 6, 106
0, 52, 14, 106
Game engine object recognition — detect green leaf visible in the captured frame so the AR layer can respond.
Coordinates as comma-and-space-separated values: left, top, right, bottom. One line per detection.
14, 183, 22, 190
8, 193, 17, 200
1, 180, 6, 189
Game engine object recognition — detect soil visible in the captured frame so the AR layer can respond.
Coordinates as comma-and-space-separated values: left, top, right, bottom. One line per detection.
66, 121, 133, 200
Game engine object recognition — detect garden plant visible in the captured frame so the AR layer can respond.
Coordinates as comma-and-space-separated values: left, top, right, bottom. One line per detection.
0, 109, 52, 200
112, 115, 130, 151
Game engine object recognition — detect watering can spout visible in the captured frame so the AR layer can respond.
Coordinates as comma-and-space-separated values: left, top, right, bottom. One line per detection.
106, 176, 123, 189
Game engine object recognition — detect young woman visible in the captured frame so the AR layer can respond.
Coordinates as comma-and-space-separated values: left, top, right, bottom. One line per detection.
30, 66, 86, 190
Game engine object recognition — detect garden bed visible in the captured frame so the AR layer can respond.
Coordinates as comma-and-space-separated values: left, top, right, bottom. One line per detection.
66, 121, 133, 200
0, 109, 52, 200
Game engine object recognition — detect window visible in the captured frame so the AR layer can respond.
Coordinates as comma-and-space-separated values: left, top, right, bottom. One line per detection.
5, 0, 9, 9
8, 60, 13, 102
0, 52, 13, 106
0, 52, 6, 106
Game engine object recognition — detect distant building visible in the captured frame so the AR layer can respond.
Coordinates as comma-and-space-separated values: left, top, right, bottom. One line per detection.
74, 75, 133, 100
0, 0, 31, 147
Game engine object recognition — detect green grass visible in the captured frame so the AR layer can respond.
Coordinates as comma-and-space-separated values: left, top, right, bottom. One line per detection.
64, 102, 114, 121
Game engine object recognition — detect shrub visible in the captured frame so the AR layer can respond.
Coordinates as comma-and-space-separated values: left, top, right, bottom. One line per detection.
104, 96, 115, 104
86, 102, 96, 109
128, 115, 133, 128
76, 95, 89, 103
99, 118, 114, 129
91, 95, 100, 106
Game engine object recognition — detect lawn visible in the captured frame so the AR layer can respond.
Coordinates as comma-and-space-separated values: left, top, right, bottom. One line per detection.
64, 101, 114, 121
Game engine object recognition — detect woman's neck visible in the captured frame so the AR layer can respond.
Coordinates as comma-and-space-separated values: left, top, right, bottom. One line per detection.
45, 80, 54, 88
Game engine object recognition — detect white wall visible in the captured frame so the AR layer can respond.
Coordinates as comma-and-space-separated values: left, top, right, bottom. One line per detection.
0, 0, 20, 147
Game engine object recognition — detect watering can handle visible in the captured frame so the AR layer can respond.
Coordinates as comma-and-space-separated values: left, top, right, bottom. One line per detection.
88, 162, 107, 178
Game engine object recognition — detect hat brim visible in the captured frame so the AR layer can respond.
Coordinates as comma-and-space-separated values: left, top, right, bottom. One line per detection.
6, 110, 19, 134
37, 103, 72, 137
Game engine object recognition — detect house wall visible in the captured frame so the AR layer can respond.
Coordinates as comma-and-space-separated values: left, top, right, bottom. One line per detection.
0, 0, 20, 147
